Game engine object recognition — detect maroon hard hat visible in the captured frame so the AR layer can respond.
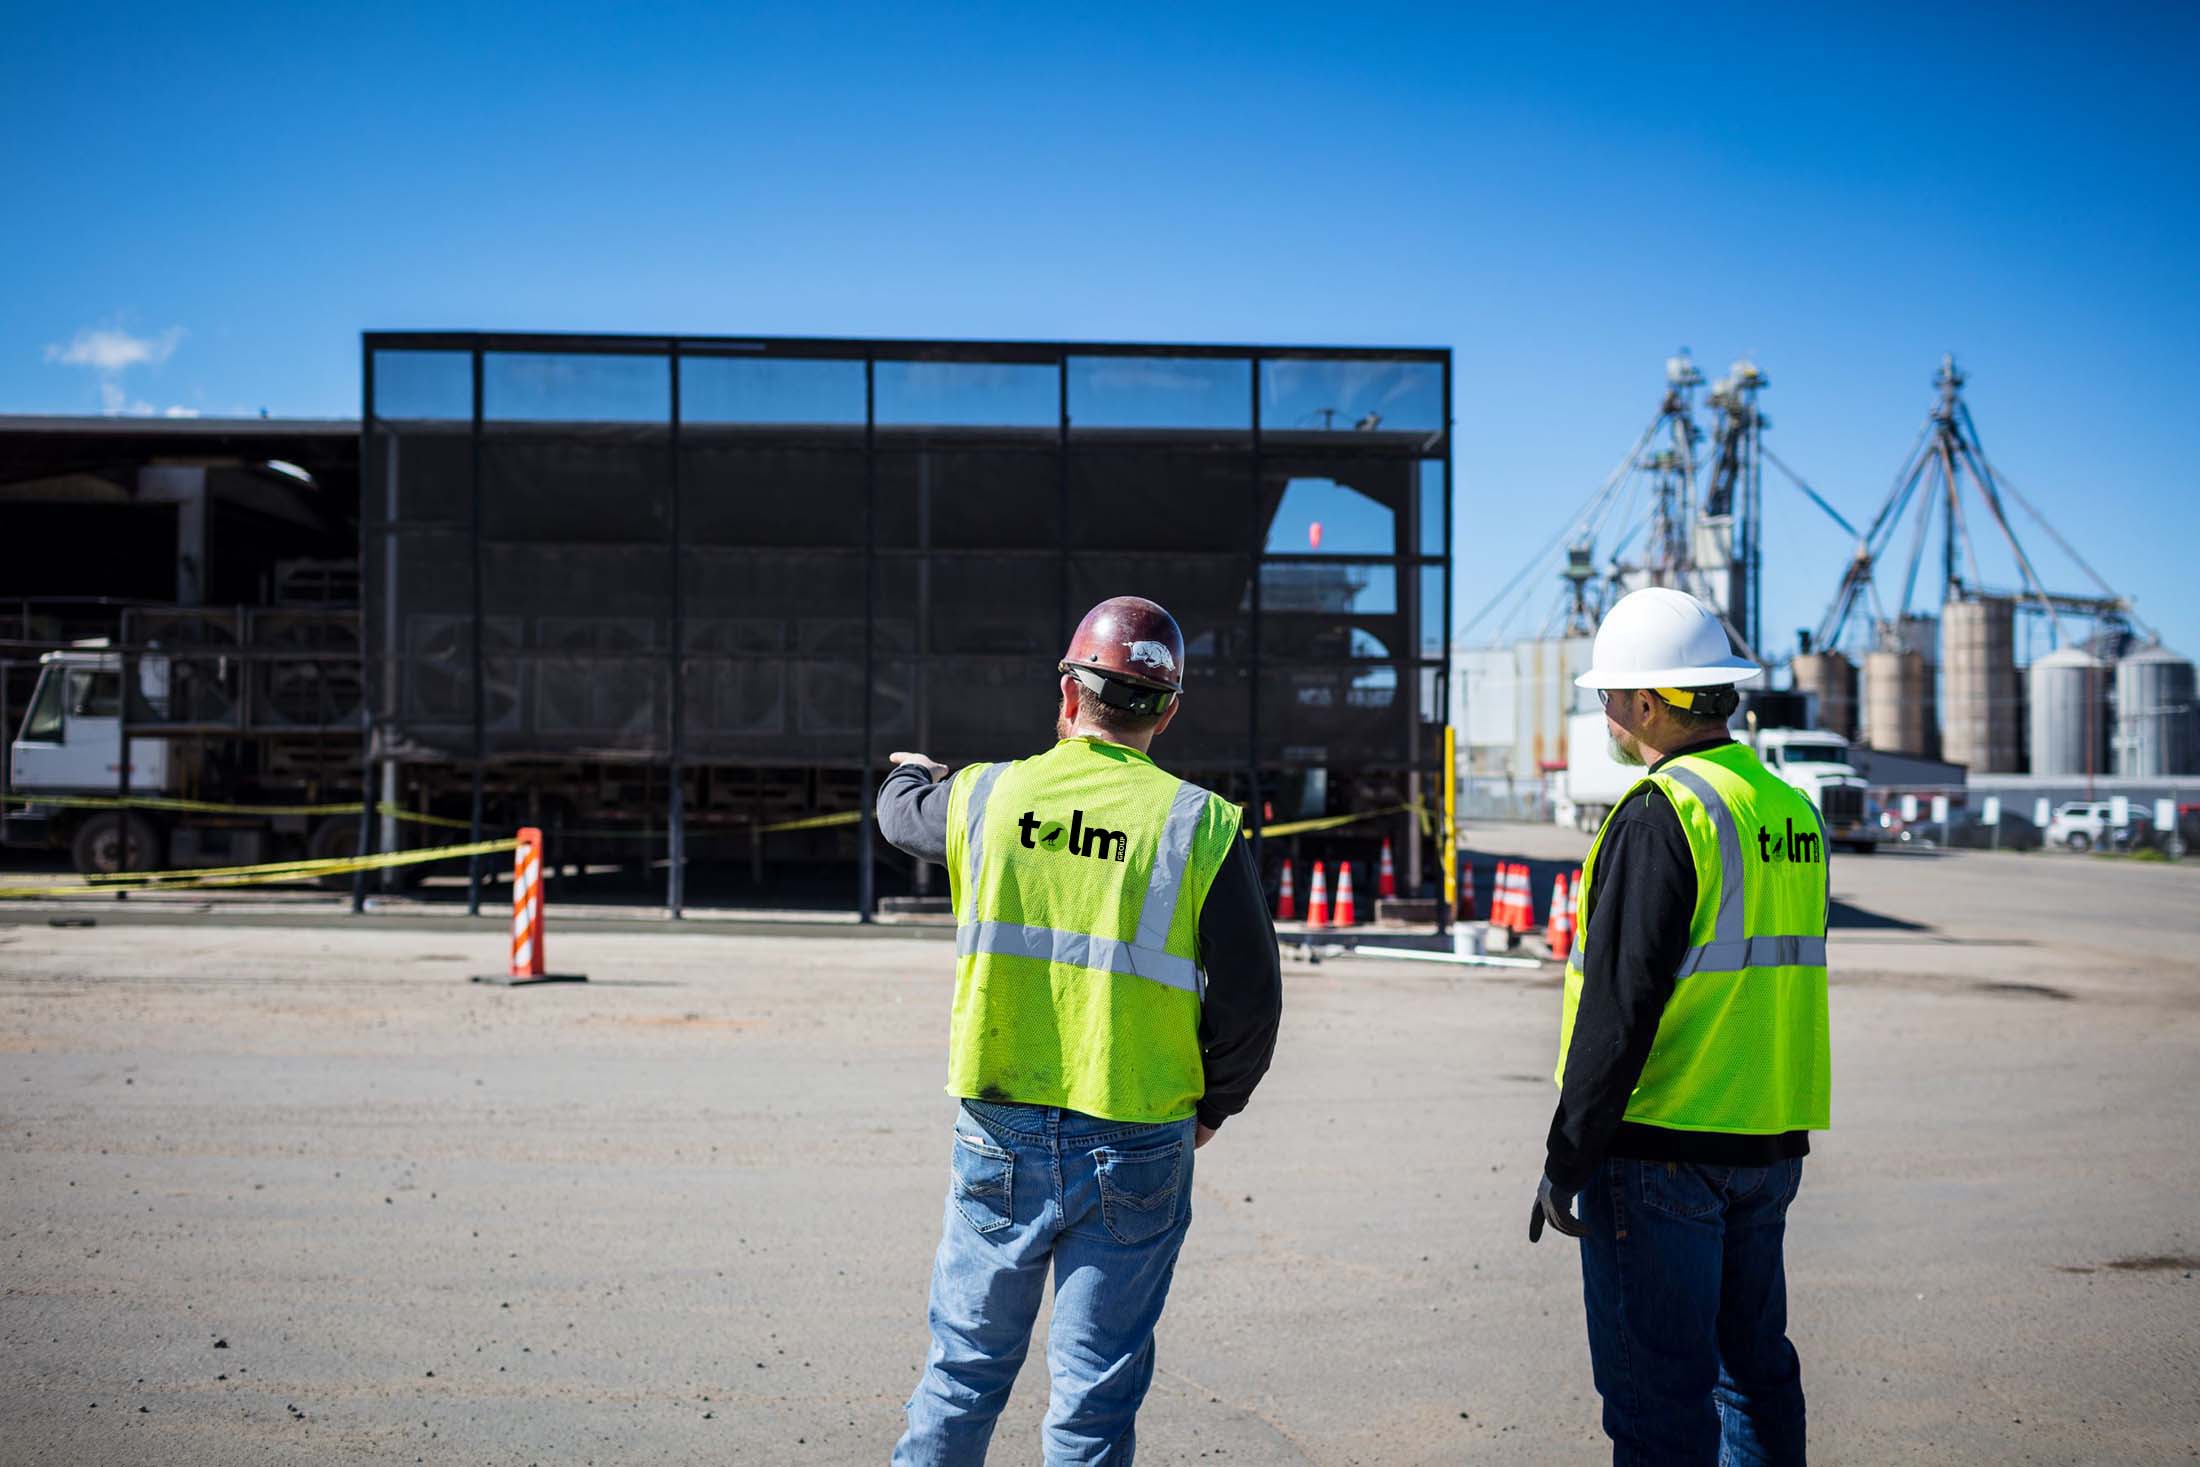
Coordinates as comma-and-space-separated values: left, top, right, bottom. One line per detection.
1059, 596, 1185, 713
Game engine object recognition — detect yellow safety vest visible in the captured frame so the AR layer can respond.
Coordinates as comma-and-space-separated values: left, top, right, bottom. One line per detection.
1557, 741, 1833, 1134
943, 736, 1242, 1124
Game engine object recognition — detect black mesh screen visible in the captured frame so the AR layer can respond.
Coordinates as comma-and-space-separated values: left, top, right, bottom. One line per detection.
366, 337, 1447, 783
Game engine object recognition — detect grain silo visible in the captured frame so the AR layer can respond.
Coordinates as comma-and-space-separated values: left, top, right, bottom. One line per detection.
2114, 642, 2199, 776
2027, 646, 2109, 777
1791, 650, 1858, 739
1862, 649, 1936, 755
1862, 614, 1938, 755
1941, 595, 2021, 772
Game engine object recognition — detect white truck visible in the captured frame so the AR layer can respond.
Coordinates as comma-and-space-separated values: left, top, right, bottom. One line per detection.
6, 645, 365, 875
1552, 712, 1883, 853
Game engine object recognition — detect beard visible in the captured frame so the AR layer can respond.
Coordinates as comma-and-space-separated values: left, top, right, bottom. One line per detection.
1056, 698, 1073, 741
1609, 732, 1646, 768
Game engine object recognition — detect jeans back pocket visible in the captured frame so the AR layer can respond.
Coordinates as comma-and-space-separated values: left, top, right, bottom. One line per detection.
1094, 1141, 1185, 1247
952, 1131, 1015, 1235
1636, 1160, 1726, 1221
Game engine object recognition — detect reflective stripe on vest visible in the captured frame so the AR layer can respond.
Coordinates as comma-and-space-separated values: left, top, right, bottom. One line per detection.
962, 761, 1007, 897
955, 921, 1201, 995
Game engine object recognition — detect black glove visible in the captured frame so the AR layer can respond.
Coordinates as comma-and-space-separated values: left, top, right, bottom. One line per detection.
1528, 1174, 1587, 1242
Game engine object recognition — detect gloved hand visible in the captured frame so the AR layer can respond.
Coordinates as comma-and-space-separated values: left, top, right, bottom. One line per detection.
1528, 1174, 1587, 1242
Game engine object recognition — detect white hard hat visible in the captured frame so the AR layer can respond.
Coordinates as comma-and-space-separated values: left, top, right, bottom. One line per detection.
1574, 587, 1761, 690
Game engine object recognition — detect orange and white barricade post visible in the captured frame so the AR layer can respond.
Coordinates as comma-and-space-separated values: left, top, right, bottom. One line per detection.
1458, 861, 1477, 921
1276, 859, 1296, 921
1377, 838, 1397, 900
474, 827, 587, 987
1334, 861, 1358, 926
1306, 862, 1330, 928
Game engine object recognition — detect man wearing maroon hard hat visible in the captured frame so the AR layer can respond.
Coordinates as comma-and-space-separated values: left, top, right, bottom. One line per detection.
877, 595, 1282, 1464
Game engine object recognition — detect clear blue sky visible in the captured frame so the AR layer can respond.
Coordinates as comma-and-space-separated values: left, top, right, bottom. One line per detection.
5, 2, 2195, 662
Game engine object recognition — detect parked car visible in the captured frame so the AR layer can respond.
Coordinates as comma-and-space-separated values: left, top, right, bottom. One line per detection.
2043, 801, 2146, 852
1936, 809, 2043, 852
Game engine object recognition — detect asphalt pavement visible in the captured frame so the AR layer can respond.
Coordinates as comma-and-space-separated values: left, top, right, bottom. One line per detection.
2, 840, 2196, 1464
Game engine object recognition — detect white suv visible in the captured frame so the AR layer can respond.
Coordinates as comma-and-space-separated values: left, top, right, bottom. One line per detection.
2044, 801, 2143, 852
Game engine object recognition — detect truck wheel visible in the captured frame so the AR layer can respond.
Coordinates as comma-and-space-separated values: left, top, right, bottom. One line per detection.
2065, 832, 2092, 853
71, 813, 162, 875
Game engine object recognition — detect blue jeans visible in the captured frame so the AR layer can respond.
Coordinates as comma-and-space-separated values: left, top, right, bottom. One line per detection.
1577, 1157, 1808, 1466
894, 1100, 1196, 1467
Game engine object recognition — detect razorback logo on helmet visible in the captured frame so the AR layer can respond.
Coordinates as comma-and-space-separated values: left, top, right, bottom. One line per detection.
1123, 640, 1178, 674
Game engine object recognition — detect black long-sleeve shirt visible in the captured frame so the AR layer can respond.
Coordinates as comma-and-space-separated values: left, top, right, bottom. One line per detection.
875, 759, 1282, 1132
1543, 735, 1810, 1192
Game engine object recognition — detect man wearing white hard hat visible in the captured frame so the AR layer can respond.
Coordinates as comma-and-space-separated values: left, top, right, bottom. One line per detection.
1529, 586, 1831, 1465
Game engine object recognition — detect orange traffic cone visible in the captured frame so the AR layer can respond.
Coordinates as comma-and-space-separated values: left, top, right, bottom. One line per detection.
1458, 861, 1477, 920
1508, 863, 1535, 934
1546, 872, 1573, 960
1495, 862, 1517, 930
1277, 859, 1296, 921
1306, 861, 1330, 928
1377, 838, 1397, 899
1335, 861, 1358, 926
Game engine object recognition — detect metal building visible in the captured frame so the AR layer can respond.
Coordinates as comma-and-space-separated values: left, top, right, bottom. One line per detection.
362, 332, 1453, 915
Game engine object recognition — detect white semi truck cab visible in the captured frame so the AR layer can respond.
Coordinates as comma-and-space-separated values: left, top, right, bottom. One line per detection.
9, 650, 173, 798
1552, 713, 1882, 853
1751, 726, 1881, 854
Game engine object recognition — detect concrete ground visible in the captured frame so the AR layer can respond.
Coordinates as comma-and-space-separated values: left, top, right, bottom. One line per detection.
2, 838, 2197, 1465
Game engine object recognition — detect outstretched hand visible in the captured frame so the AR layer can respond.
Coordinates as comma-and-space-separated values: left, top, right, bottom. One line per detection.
889, 751, 948, 782
1528, 1174, 1587, 1242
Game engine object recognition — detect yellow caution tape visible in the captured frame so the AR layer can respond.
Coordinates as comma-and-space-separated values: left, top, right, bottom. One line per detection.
756, 810, 863, 834
3, 792, 472, 830
375, 803, 475, 830
0, 837, 519, 900
1246, 802, 1435, 841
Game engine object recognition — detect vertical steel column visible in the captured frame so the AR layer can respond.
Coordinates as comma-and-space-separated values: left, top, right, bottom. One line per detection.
113, 645, 132, 873
1247, 356, 1264, 876
856, 355, 877, 922
466, 346, 486, 916
351, 343, 379, 914
667, 346, 686, 918
1438, 353, 1456, 931
1058, 353, 1072, 652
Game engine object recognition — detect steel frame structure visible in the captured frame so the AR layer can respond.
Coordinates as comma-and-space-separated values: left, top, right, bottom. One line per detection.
357, 331, 1453, 920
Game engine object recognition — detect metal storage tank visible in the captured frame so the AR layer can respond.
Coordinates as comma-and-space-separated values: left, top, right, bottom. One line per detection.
1862, 649, 1936, 756
1791, 651, 1858, 739
2027, 646, 2109, 777
1941, 596, 2021, 772
2114, 642, 2199, 776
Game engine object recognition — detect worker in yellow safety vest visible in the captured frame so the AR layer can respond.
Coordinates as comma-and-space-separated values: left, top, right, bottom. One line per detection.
1531, 586, 1831, 1466
876, 594, 1282, 1466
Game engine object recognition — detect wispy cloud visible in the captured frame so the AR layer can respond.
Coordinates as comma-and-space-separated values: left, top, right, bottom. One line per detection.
43, 323, 189, 415
46, 325, 184, 372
